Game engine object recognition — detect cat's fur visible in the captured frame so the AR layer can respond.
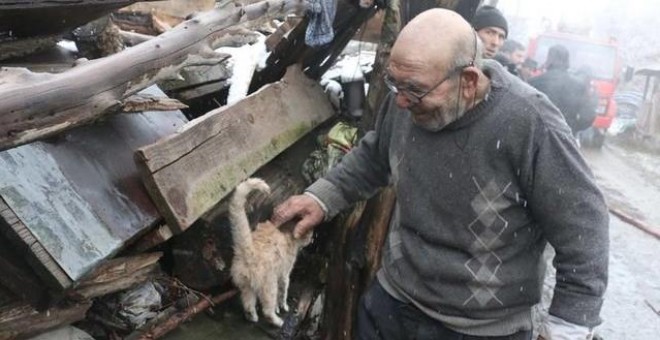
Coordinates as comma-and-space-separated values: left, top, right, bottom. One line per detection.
229, 178, 312, 327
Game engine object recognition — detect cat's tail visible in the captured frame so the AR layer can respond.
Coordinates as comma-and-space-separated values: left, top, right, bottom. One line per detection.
228, 178, 271, 253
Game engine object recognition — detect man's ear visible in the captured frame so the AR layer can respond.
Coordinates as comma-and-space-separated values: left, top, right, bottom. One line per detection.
460, 67, 480, 99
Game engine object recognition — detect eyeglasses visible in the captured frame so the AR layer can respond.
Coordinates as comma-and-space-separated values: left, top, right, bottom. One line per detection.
384, 30, 479, 106
383, 69, 461, 106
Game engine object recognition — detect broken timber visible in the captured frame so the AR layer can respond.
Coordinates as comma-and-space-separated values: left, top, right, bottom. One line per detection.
136, 289, 238, 340
136, 65, 336, 232
0, 1, 156, 40
0, 0, 306, 152
69, 253, 163, 300
0, 301, 92, 340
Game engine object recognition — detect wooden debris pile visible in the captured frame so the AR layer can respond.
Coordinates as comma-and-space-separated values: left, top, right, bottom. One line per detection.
0, 0, 384, 339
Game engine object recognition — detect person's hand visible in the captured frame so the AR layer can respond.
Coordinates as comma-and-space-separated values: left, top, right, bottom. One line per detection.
272, 194, 325, 239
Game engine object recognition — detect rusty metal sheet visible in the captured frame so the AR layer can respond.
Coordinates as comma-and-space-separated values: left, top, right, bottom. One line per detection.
0, 86, 187, 281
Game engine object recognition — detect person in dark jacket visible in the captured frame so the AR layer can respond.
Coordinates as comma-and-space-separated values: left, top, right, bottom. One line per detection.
495, 39, 526, 76
529, 44, 596, 135
519, 57, 538, 82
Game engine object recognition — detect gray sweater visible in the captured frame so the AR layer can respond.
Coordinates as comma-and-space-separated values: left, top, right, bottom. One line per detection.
307, 60, 609, 336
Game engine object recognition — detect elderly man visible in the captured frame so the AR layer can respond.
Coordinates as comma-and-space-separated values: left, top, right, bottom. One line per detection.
471, 5, 508, 59
274, 8, 608, 340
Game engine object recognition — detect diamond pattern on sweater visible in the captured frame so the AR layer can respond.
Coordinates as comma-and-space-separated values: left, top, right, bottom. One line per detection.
463, 178, 512, 307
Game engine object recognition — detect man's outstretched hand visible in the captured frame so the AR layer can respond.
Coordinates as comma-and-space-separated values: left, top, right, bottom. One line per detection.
272, 194, 325, 239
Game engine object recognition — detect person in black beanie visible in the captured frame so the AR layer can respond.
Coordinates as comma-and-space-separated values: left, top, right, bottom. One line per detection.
471, 5, 508, 58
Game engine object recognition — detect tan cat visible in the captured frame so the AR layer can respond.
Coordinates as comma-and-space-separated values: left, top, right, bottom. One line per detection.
228, 178, 313, 327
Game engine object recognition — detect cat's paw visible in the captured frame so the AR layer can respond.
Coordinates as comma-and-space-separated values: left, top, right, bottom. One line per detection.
245, 310, 259, 323
280, 303, 289, 313
266, 314, 284, 327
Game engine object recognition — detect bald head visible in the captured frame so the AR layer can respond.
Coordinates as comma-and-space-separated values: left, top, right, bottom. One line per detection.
391, 9, 478, 73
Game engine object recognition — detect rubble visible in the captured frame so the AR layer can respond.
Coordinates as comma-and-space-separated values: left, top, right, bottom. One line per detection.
0, 0, 489, 338
0, 0, 381, 339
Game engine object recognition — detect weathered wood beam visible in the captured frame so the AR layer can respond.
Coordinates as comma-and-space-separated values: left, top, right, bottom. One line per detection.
120, 30, 154, 47
0, 233, 49, 309
0, 1, 153, 10
0, 301, 92, 340
0, 1, 157, 42
250, 0, 377, 91
121, 94, 188, 113
360, 187, 395, 287
135, 65, 335, 233
128, 225, 175, 253
0, 0, 306, 152
69, 253, 163, 299
0, 197, 72, 291
321, 202, 367, 340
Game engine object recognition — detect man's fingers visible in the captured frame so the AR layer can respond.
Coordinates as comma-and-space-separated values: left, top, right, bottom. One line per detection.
293, 208, 324, 239
272, 199, 295, 227
272, 194, 324, 237
293, 219, 314, 239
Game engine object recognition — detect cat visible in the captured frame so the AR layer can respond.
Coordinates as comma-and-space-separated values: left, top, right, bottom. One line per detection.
228, 178, 313, 327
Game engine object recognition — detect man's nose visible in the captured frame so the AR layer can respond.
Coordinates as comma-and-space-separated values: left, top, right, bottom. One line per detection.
394, 92, 413, 109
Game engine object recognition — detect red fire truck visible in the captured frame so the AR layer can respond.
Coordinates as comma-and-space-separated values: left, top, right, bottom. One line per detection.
527, 32, 621, 147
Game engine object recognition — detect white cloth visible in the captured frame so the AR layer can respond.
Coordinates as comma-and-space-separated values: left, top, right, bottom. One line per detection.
540, 315, 594, 340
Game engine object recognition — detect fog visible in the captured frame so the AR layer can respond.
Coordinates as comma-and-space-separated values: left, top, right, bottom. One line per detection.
497, 0, 660, 67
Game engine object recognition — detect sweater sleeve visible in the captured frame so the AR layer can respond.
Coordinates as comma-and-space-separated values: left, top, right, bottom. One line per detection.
306, 95, 394, 218
527, 121, 609, 328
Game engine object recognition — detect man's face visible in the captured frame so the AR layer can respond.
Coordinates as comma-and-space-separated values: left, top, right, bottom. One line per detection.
476, 26, 506, 58
387, 60, 467, 132
509, 49, 526, 66
519, 66, 533, 79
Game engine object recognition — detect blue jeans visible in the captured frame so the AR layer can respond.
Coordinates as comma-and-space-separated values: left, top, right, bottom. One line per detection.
356, 281, 532, 340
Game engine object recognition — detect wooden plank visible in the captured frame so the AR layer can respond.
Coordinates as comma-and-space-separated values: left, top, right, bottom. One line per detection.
0, 86, 187, 286
0, 1, 152, 43
0, 231, 51, 308
75, 253, 162, 286
0, 285, 16, 308
0, 0, 305, 151
0, 1, 145, 9
0, 301, 91, 340
70, 253, 162, 299
135, 66, 336, 232
0, 198, 72, 290
121, 0, 216, 26
128, 225, 175, 253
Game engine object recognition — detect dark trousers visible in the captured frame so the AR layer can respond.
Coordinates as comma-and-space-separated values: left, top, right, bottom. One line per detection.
356, 281, 532, 340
